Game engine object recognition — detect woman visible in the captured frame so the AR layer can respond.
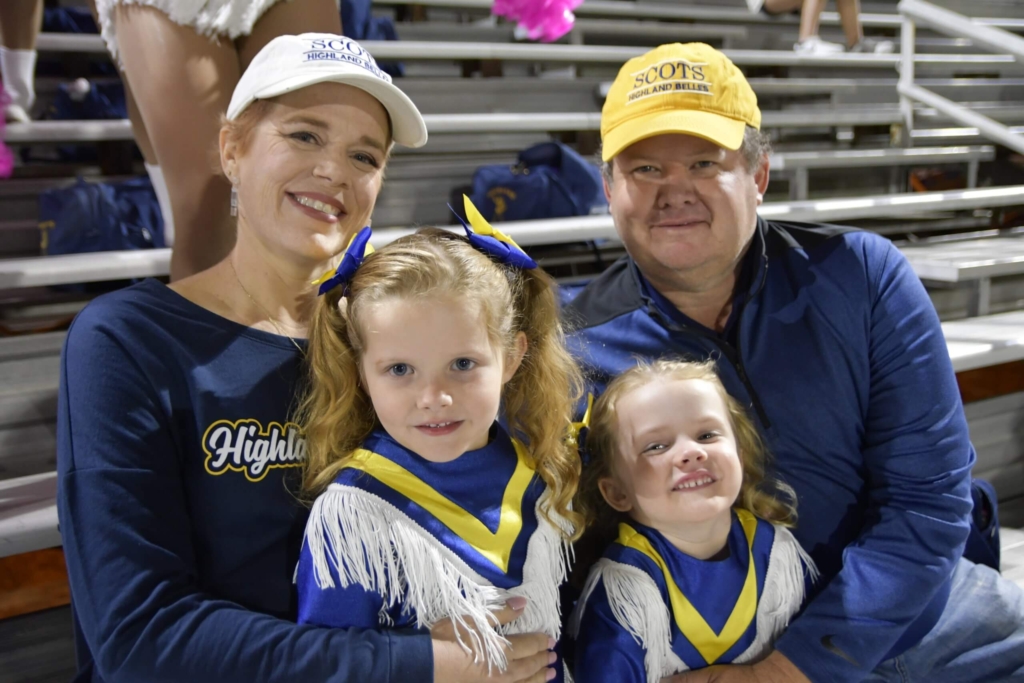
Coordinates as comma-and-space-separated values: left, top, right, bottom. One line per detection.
57, 34, 555, 683
96, 0, 343, 280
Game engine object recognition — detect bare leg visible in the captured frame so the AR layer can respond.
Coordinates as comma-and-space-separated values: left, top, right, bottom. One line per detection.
762, 0, 804, 15
798, 0, 829, 42
835, 0, 864, 48
85, 0, 156, 164
0, 0, 42, 50
235, 0, 341, 69
114, 5, 239, 280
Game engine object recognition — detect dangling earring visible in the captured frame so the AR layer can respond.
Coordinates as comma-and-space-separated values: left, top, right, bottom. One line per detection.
230, 183, 238, 217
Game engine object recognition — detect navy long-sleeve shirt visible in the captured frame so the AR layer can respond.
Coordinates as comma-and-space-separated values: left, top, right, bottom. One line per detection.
564, 219, 975, 683
56, 279, 433, 683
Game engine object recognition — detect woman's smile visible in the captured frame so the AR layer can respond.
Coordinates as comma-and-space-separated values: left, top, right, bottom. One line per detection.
287, 191, 345, 223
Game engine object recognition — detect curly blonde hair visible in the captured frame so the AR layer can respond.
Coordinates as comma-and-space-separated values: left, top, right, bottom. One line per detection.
298, 227, 584, 539
577, 358, 797, 536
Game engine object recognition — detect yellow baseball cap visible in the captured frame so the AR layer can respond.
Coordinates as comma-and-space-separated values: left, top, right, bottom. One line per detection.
601, 43, 760, 162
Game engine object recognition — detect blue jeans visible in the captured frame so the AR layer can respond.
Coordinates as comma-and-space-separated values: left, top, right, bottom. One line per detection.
865, 558, 1024, 682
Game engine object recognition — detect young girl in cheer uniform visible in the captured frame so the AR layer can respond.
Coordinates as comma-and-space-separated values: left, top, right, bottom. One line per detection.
570, 359, 817, 683
295, 198, 583, 681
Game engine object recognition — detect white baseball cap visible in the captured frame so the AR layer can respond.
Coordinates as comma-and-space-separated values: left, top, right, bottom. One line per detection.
226, 33, 428, 148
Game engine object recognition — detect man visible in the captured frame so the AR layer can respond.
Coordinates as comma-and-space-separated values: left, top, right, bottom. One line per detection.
566, 42, 1024, 683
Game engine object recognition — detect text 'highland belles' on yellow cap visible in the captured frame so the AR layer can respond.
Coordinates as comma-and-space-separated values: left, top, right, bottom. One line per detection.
600, 43, 761, 162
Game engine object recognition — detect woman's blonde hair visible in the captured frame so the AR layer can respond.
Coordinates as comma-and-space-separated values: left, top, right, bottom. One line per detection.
298, 227, 584, 538
577, 358, 797, 535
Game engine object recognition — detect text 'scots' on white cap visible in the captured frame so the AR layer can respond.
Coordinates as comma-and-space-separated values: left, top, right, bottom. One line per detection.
226, 33, 427, 148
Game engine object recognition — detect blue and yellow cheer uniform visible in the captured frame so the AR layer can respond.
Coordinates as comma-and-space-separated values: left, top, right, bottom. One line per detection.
296, 424, 572, 679
571, 510, 816, 683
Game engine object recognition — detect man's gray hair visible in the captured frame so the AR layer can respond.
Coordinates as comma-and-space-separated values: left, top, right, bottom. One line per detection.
600, 126, 772, 182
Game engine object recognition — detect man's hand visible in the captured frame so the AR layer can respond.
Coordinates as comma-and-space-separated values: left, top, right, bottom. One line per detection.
661, 651, 811, 683
432, 597, 557, 683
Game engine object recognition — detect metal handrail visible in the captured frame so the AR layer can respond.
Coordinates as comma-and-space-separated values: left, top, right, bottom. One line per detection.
3, 185, 1023, 290
898, 0, 1024, 154
900, 0, 1024, 61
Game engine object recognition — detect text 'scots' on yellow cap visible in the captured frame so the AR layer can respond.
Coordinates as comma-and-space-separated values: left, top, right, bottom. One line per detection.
600, 43, 760, 162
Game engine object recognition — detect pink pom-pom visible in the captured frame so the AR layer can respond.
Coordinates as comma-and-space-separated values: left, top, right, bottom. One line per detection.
0, 89, 13, 179
492, 0, 583, 43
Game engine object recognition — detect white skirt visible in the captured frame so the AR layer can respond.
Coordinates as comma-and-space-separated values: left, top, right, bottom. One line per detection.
95, 0, 289, 61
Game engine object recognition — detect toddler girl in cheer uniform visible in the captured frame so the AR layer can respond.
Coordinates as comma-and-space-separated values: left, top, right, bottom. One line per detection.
571, 359, 817, 683
295, 198, 583, 681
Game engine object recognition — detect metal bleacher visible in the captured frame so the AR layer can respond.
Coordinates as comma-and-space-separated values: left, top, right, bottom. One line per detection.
3, 3, 1024, 663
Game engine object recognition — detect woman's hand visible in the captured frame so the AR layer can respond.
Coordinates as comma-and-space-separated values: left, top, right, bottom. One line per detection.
431, 597, 557, 683
660, 651, 811, 683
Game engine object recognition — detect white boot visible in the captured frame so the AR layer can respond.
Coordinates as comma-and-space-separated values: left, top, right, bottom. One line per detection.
1, 47, 37, 121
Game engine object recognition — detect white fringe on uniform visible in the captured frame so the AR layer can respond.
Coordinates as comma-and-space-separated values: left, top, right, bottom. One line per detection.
305, 483, 572, 673
94, 0, 321, 62
570, 524, 818, 683
571, 559, 687, 683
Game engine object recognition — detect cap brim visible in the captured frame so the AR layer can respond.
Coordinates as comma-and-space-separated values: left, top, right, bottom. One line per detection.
602, 109, 747, 161
229, 72, 428, 148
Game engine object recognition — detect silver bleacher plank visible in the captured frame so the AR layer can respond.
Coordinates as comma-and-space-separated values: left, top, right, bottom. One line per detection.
769, 145, 994, 170
0, 332, 66, 361
974, 462, 1024, 502
0, 386, 58, 431
34, 33, 106, 53
570, 18, 748, 41
1004, 527, 1024, 588
0, 250, 170, 289
603, 77, 1024, 99
423, 112, 600, 133
759, 186, 1024, 223
964, 391, 1024, 423
902, 235, 1024, 282
0, 425, 57, 480
913, 124, 1024, 138
3, 119, 133, 144
975, 440, 1024, 480
943, 310, 1024, 372
12, 105, 1024, 142
33, 34, 921, 66
374, 0, 1024, 31
969, 416, 1024, 460
3, 185, 1024, 288
34, 22, 749, 52
0, 356, 61, 396
0, 473, 59, 558
360, 41, 1016, 68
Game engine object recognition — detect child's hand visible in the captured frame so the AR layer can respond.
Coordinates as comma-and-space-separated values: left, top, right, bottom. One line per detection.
661, 651, 811, 683
431, 597, 557, 683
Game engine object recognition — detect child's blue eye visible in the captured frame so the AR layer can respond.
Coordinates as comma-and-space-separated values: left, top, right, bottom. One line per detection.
642, 443, 666, 454
452, 358, 476, 371
388, 363, 410, 377
699, 431, 720, 441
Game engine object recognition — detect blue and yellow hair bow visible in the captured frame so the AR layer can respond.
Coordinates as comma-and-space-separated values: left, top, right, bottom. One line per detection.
568, 393, 594, 461
313, 226, 375, 296
453, 195, 537, 270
